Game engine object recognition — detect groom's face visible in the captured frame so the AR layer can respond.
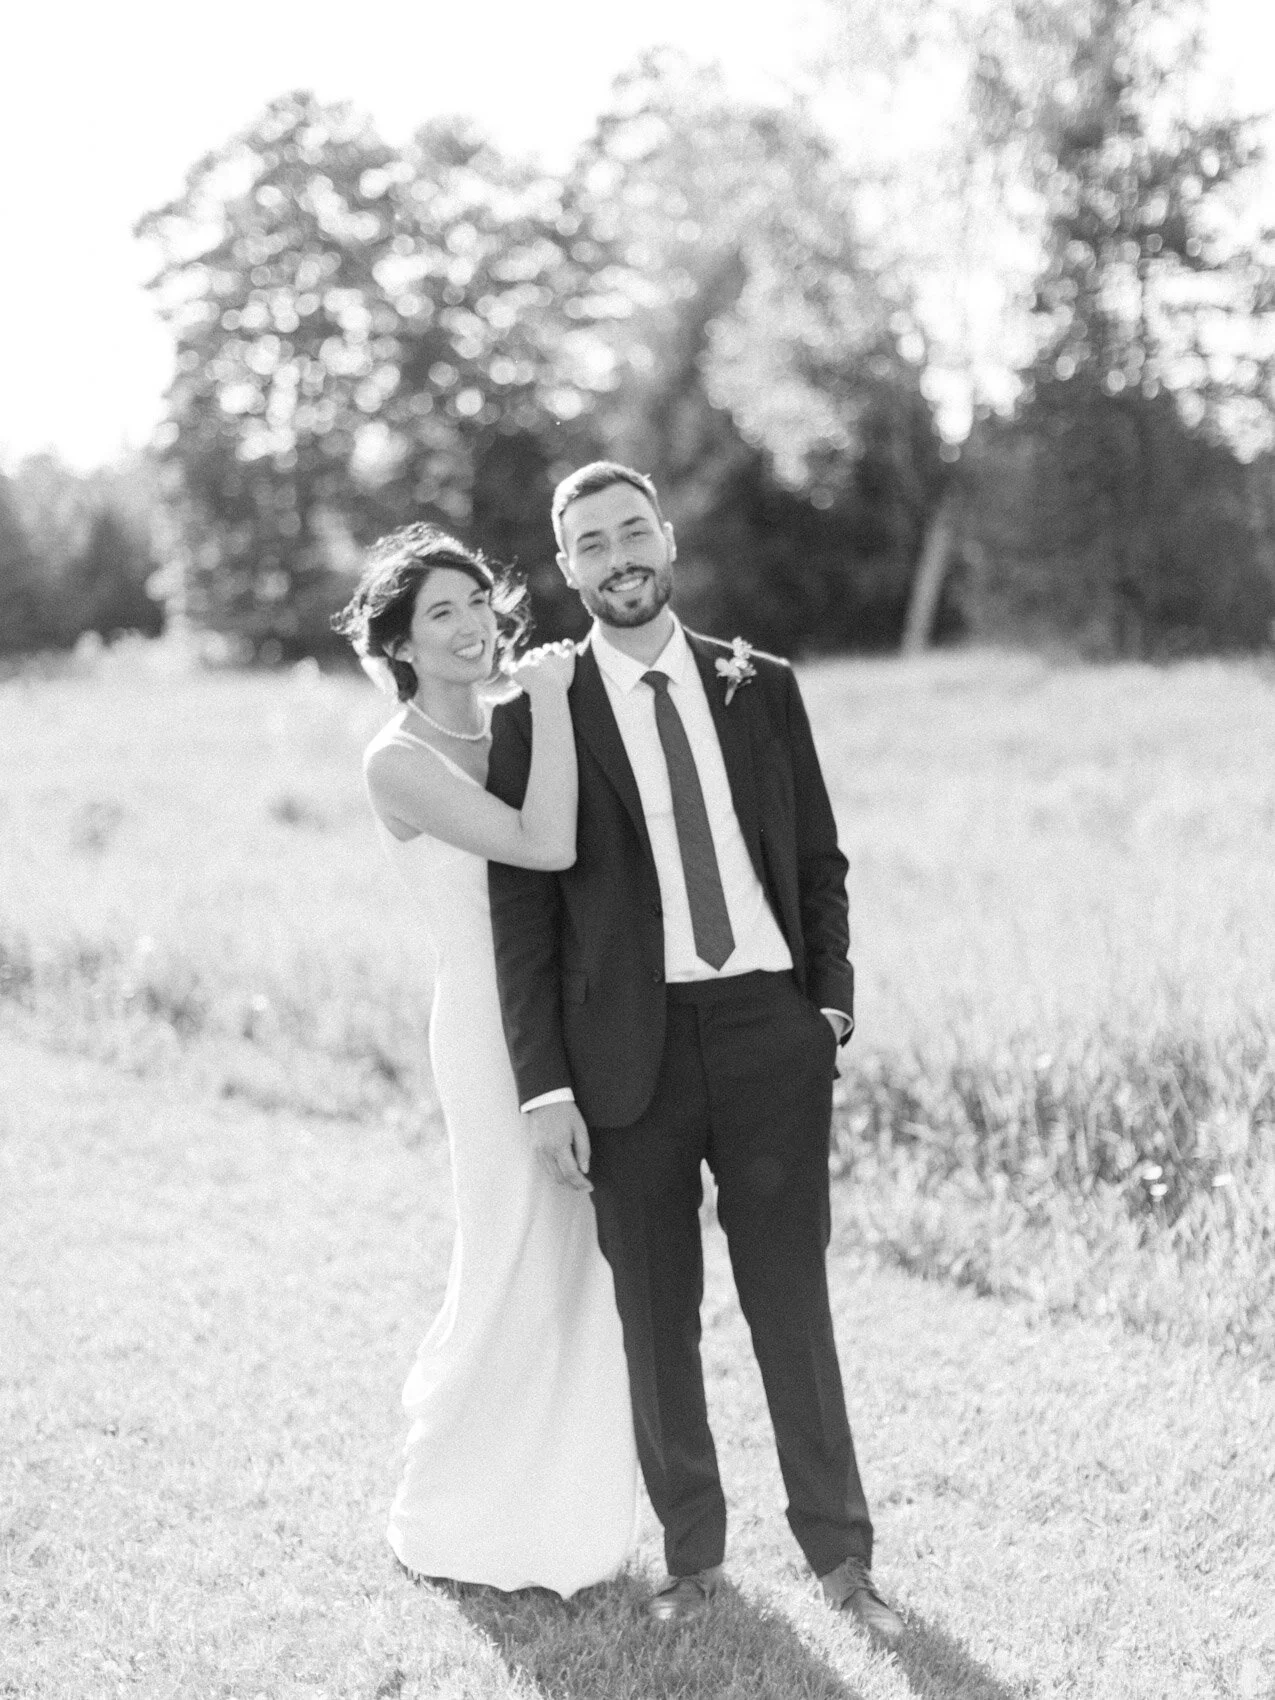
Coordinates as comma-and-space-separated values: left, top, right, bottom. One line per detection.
556, 483, 675, 629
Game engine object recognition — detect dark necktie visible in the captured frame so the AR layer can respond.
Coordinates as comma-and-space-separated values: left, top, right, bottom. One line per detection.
642, 670, 736, 971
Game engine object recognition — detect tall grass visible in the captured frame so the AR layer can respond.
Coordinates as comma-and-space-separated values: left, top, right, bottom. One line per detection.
831, 1023, 1275, 1360
797, 650, 1275, 1362
4, 639, 1273, 1361
1, 642, 432, 1118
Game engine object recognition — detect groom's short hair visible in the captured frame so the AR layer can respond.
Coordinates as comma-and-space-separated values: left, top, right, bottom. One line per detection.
551, 461, 665, 549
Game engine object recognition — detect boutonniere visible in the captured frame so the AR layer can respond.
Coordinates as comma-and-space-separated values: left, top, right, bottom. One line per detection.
714, 638, 757, 705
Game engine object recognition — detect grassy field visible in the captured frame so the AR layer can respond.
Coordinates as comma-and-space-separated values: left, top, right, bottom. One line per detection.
3, 641, 1275, 1696
4, 1037, 1273, 1700
2, 642, 1273, 1356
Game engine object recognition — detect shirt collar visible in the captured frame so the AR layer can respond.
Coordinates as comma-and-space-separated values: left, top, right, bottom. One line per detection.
590, 613, 695, 696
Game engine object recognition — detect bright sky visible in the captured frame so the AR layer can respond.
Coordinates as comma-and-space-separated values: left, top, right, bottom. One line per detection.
0, 0, 1267, 471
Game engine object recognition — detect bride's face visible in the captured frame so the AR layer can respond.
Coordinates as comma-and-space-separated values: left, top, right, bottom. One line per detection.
401, 567, 498, 688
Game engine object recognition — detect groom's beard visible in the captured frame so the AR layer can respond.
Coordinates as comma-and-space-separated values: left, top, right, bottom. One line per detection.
581, 561, 674, 629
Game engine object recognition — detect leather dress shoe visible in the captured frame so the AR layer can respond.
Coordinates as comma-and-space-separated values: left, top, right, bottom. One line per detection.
819, 1557, 904, 1646
646, 1564, 724, 1624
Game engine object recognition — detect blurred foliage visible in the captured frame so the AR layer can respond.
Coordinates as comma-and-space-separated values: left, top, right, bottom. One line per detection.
972, 382, 1275, 652
983, 0, 1275, 651
824, 0, 1275, 654
133, 72, 955, 657
135, 93, 618, 655
565, 52, 949, 650
0, 455, 163, 655
5, 9, 1274, 660
1019, 0, 1275, 429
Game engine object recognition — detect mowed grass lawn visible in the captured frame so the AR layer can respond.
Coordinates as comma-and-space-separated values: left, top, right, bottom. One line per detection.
3, 644, 1275, 1697
5, 1039, 1274, 1700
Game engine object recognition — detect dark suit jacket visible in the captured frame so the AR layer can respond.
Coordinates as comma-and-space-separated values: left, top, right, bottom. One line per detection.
487, 630, 854, 1129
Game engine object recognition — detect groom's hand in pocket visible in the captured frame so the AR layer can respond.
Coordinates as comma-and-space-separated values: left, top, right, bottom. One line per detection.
527, 1102, 593, 1192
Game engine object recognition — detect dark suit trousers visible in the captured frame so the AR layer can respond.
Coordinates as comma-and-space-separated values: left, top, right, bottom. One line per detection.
588, 970, 873, 1579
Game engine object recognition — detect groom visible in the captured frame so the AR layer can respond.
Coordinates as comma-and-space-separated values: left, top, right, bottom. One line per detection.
487, 462, 901, 1642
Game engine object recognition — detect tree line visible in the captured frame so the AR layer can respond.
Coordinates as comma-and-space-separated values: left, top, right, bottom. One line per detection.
0, 455, 164, 654
3, 0, 1274, 661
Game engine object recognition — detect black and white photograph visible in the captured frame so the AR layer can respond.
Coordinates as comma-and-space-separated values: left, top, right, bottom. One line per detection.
3, 1, 1274, 1695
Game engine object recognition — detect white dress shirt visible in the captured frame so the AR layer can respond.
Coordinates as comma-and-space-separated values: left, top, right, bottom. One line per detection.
590, 616, 793, 980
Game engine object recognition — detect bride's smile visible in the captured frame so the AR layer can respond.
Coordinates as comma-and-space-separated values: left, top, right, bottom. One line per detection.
401, 565, 498, 685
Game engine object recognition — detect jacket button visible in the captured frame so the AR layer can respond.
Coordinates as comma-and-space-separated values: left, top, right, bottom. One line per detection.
650, 968, 663, 984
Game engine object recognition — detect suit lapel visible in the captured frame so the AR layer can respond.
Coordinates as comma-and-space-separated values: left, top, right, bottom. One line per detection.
571, 643, 655, 864
687, 632, 766, 886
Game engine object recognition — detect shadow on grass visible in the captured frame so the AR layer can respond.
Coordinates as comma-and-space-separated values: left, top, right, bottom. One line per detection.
435, 1568, 864, 1699
895, 1613, 1027, 1700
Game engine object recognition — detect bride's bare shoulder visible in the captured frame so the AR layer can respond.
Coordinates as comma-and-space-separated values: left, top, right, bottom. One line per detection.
363, 709, 415, 766
362, 717, 444, 795
362, 720, 463, 843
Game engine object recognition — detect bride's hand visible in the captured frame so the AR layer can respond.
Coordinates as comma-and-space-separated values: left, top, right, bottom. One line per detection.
507, 641, 575, 696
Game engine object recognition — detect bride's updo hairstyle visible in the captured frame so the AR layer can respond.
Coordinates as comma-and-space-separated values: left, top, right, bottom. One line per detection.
333, 522, 530, 701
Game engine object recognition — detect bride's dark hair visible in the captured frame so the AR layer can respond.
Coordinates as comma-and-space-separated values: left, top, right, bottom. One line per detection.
332, 523, 531, 701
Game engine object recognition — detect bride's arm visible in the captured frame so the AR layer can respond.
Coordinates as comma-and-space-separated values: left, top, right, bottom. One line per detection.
364, 651, 577, 870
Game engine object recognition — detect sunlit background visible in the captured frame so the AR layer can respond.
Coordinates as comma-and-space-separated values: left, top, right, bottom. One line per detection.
2, 0, 1274, 665
2, 0, 822, 468
0, 0, 1269, 469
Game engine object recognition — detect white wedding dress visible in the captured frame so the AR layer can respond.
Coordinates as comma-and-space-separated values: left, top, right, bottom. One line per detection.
373, 728, 638, 1595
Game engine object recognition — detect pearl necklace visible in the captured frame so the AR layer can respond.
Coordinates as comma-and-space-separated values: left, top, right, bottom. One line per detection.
406, 697, 490, 743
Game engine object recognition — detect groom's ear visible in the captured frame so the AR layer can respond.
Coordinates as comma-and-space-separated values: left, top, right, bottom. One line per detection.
556, 548, 575, 587
664, 522, 676, 561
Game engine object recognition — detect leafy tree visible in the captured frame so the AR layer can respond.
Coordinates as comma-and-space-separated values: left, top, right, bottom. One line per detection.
138, 93, 407, 654
972, 391, 1275, 649
1005, 0, 1275, 650
1, 454, 163, 651
1023, 0, 1272, 416
138, 93, 620, 654
817, 0, 1275, 651
63, 508, 163, 639
0, 474, 43, 654
815, 0, 1059, 646
139, 67, 954, 657
9, 453, 89, 633
567, 51, 945, 651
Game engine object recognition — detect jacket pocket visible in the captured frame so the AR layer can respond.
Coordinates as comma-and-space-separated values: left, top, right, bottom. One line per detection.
563, 971, 588, 1005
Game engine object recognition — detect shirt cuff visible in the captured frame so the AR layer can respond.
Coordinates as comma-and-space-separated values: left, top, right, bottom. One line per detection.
820, 1007, 854, 1045
520, 1087, 577, 1114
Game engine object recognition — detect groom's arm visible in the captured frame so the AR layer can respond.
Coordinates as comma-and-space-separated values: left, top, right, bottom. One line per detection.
486, 696, 575, 1105
781, 665, 856, 1026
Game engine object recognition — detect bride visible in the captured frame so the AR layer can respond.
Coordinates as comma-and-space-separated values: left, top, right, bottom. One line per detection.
334, 524, 638, 1595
